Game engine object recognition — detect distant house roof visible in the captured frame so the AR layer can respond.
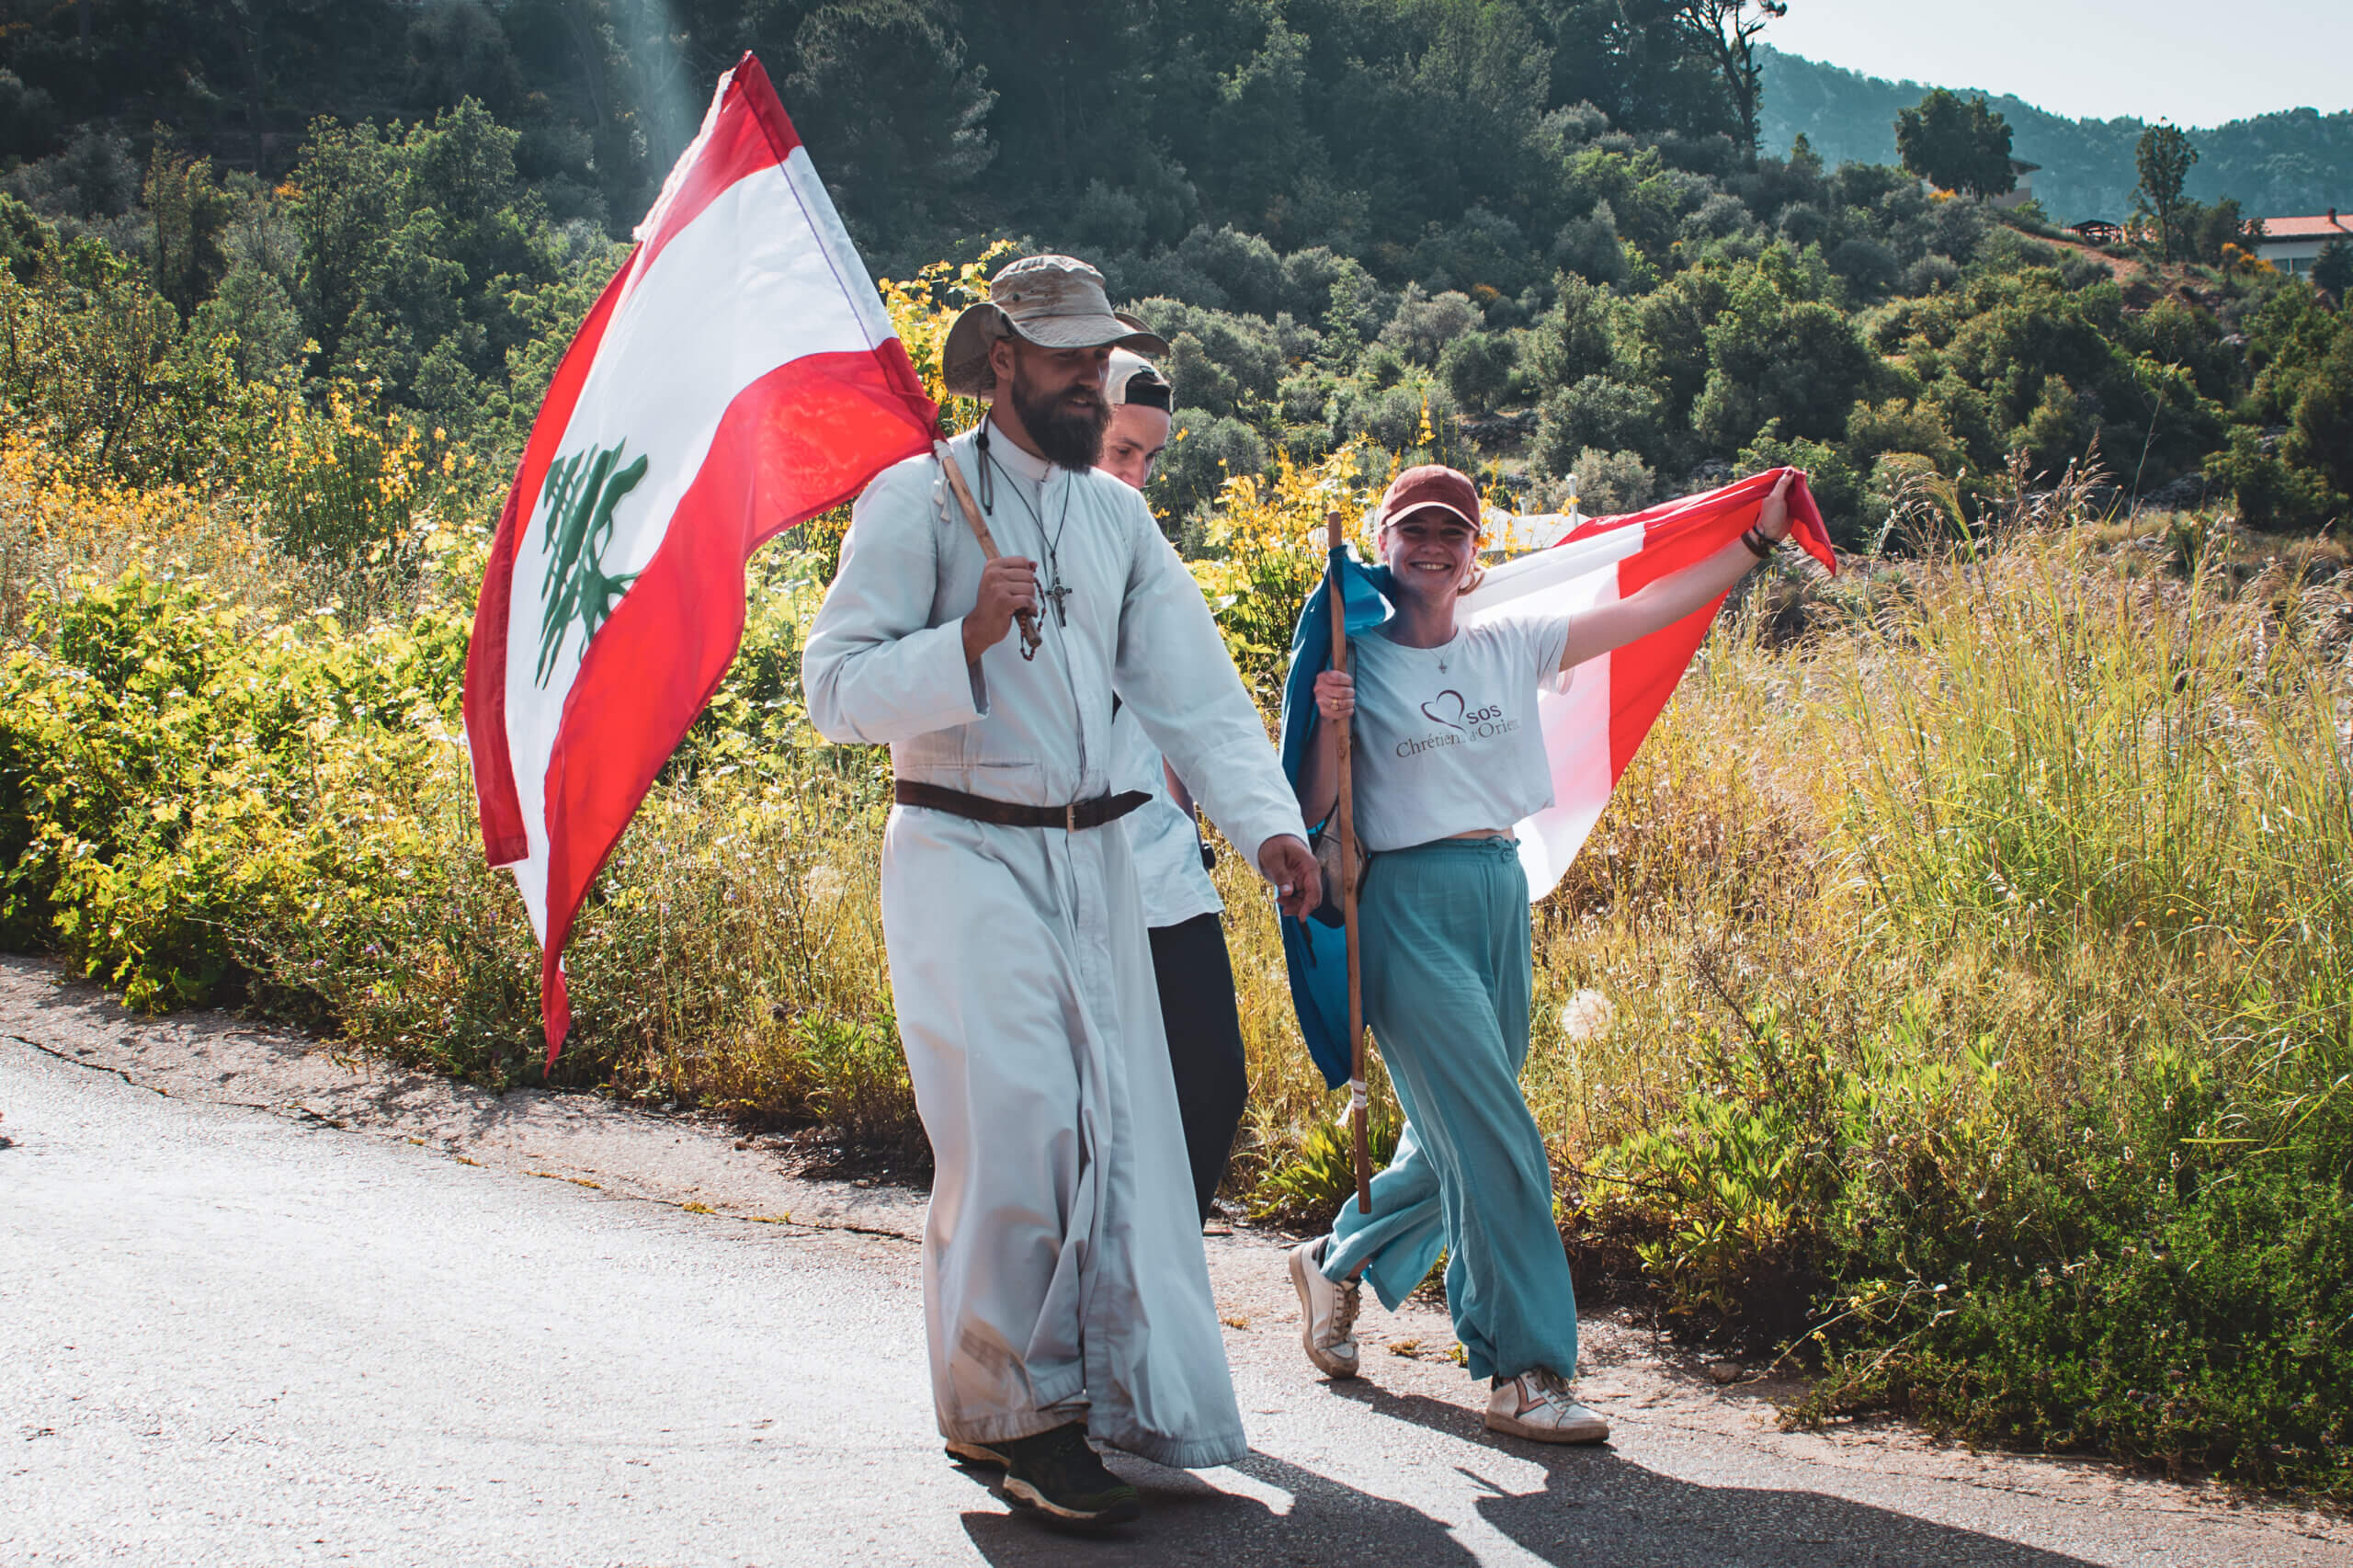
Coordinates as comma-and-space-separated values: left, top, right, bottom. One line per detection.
2259, 210, 2350, 241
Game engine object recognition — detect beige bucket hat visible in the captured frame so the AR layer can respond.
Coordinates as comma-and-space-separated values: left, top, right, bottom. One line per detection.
941, 254, 1169, 397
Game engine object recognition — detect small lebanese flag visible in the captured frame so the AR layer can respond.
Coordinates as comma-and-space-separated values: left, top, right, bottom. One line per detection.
461, 53, 937, 1060
1461, 468, 1837, 900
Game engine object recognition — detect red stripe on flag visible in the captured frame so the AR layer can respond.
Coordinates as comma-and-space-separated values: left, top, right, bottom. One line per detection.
532, 347, 936, 1054
1563, 468, 1834, 778
463, 260, 631, 867
1606, 564, 1731, 783
729, 52, 811, 188
461, 486, 531, 867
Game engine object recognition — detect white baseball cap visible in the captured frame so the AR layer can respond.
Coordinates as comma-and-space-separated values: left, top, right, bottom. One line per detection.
1106, 348, 1171, 410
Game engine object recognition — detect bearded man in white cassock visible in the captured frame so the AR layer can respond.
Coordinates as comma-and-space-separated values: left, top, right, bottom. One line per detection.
801, 254, 1319, 1528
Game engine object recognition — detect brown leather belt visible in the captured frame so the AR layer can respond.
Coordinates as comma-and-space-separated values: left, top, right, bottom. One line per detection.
893, 779, 1152, 832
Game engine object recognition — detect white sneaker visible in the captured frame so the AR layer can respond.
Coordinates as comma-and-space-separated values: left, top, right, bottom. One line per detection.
1484, 1369, 1610, 1444
1287, 1238, 1361, 1379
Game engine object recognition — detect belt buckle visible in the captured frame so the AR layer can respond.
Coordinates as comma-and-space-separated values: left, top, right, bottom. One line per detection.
1065, 801, 1077, 833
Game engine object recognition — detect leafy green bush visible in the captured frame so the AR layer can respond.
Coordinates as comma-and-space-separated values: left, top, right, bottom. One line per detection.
0, 493, 913, 1129
1249, 1104, 1402, 1228
1334, 374, 1462, 460
2206, 426, 2343, 533
1532, 374, 1664, 478
1561, 445, 1655, 518
1803, 1169, 2353, 1493
1438, 328, 1518, 415
249, 390, 477, 571
1153, 411, 1271, 530
0, 564, 472, 1009
0, 219, 494, 578
0, 237, 262, 487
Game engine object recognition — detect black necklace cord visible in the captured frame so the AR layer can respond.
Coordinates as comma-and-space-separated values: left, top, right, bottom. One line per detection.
983, 447, 1075, 630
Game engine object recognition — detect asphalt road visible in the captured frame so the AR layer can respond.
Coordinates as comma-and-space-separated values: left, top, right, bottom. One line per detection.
5, 1000, 2348, 1566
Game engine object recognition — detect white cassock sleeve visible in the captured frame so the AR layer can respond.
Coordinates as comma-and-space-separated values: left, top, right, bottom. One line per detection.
1111, 495, 1307, 872
801, 460, 988, 745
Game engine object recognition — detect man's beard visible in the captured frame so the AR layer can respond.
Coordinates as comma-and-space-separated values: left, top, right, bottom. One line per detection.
1008, 364, 1109, 471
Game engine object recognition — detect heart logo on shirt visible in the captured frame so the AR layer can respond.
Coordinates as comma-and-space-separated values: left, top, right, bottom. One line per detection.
1420, 689, 1466, 733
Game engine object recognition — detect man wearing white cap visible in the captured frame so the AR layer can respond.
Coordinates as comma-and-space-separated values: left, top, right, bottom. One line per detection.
1095, 351, 1252, 1229
802, 256, 1318, 1528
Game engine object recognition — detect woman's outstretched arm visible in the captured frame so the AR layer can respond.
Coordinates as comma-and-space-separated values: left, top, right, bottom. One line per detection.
1556, 471, 1798, 673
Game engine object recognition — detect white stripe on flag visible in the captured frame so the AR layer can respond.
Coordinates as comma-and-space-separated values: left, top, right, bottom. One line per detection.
1461, 523, 1647, 903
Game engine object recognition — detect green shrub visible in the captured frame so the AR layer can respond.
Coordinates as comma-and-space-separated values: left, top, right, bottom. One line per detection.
1249, 1103, 1403, 1228
0, 563, 472, 1009
1799, 1170, 2353, 1494
0, 240, 265, 487
1438, 328, 1517, 415
0, 524, 912, 1125
1562, 445, 1655, 518
1153, 411, 1271, 530
1532, 374, 1664, 475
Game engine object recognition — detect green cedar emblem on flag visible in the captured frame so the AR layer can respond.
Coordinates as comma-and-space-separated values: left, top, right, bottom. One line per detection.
536, 441, 649, 687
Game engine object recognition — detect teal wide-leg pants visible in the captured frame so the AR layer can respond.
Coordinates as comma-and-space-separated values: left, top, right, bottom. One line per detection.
1317, 836, 1579, 1384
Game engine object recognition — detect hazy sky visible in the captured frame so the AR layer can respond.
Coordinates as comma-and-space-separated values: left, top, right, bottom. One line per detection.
1767, 1, 2353, 126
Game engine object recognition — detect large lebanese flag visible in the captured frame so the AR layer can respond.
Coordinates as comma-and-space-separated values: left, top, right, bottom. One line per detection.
1460, 469, 1836, 901
461, 53, 937, 1060
1276, 469, 1835, 1088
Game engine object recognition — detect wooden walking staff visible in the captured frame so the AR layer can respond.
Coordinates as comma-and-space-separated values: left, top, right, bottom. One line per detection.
934, 438, 1042, 660
1326, 508, 1373, 1214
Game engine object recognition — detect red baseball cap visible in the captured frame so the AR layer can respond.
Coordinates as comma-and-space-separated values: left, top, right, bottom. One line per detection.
1375, 464, 1483, 533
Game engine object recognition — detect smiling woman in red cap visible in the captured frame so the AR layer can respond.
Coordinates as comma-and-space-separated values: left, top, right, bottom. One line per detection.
1285, 460, 1798, 1446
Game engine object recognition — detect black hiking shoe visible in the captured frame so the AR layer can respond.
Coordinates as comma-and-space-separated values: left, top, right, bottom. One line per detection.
996, 1422, 1142, 1528
945, 1438, 1008, 1469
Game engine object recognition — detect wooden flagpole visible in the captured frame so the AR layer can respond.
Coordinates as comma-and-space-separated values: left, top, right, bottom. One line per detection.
1327, 509, 1372, 1213
935, 438, 1041, 660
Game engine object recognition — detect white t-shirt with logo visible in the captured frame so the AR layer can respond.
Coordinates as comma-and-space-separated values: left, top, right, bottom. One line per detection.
1345, 616, 1573, 853
1111, 703, 1224, 928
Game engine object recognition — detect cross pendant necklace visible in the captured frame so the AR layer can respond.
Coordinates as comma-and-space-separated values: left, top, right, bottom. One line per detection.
1405, 630, 1448, 675
981, 428, 1075, 629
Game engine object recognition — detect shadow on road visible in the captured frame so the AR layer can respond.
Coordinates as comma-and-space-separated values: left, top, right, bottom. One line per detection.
960, 1448, 1483, 1567
954, 1382, 2104, 1568
1358, 1380, 2100, 1568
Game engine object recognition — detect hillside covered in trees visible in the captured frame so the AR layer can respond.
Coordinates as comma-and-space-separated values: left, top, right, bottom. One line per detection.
0, 0, 2347, 539
1761, 46, 2353, 225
